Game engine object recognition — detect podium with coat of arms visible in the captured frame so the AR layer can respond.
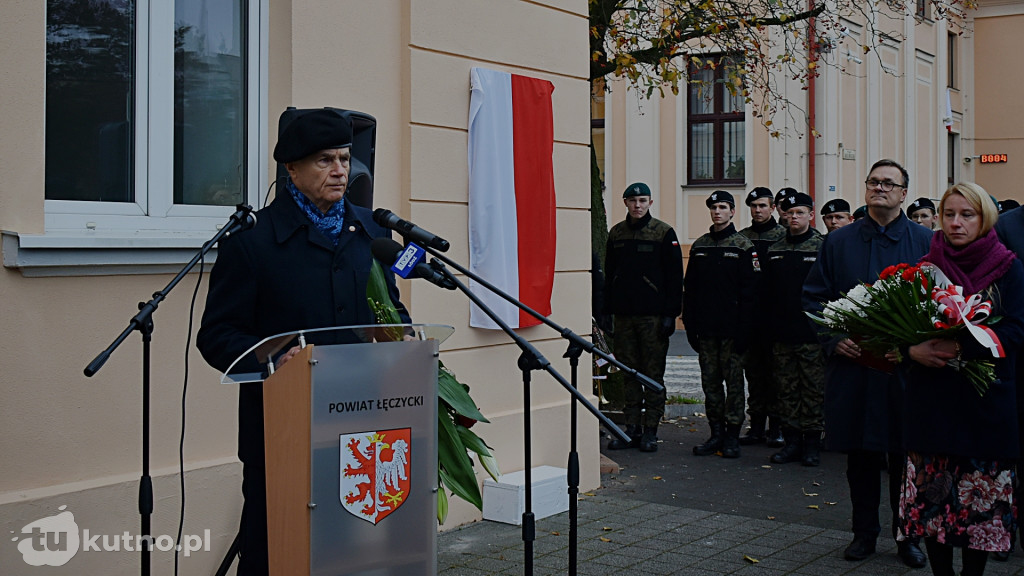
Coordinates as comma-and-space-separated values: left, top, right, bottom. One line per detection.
221, 324, 453, 576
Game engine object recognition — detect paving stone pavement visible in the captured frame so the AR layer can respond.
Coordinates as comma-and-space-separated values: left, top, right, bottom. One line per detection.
438, 333, 1024, 575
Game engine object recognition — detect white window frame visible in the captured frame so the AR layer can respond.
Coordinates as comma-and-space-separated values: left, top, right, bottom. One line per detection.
41, 0, 268, 244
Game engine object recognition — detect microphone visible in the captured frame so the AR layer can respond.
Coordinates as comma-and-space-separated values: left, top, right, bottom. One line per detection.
372, 209, 450, 252
224, 204, 257, 237
371, 238, 456, 290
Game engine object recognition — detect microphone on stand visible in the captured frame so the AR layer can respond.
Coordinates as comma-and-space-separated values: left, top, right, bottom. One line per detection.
371, 238, 456, 290
372, 208, 450, 252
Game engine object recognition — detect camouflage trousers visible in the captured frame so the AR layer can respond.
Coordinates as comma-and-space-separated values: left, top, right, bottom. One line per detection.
613, 315, 669, 428
772, 342, 825, 432
743, 339, 778, 421
698, 337, 747, 426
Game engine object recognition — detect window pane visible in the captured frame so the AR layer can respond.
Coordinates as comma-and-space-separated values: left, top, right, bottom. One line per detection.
723, 121, 745, 179
174, 0, 246, 206
690, 123, 714, 181
46, 0, 135, 202
688, 67, 714, 116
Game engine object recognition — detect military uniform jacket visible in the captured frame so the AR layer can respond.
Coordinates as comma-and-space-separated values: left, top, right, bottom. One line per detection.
740, 217, 787, 261
764, 228, 823, 344
801, 212, 932, 452
683, 223, 757, 339
604, 213, 683, 318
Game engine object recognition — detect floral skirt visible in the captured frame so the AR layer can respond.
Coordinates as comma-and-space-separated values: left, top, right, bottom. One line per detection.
898, 451, 1016, 552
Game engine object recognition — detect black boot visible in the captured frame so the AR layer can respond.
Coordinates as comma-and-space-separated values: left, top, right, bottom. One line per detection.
738, 415, 766, 445
693, 421, 724, 456
770, 430, 802, 464
607, 424, 641, 450
721, 424, 741, 458
638, 425, 659, 452
801, 430, 821, 467
765, 416, 785, 447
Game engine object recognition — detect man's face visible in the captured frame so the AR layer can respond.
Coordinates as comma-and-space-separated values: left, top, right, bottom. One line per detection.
823, 212, 852, 233
286, 147, 352, 213
709, 202, 735, 227
863, 166, 908, 211
787, 206, 813, 235
749, 198, 774, 225
624, 195, 652, 220
911, 209, 937, 229
777, 203, 790, 227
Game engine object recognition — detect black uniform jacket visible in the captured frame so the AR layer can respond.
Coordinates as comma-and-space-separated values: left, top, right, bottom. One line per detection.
683, 223, 756, 341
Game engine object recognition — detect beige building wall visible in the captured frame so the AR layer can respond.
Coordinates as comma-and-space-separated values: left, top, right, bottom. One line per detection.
0, 1, 595, 574
971, 1, 1024, 203
604, 5, 980, 248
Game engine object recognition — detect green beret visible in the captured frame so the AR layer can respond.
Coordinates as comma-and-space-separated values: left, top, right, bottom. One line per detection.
623, 182, 652, 198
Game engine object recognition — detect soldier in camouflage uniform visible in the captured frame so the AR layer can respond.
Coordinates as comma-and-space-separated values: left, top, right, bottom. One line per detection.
604, 182, 683, 452
764, 192, 826, 466
685, 191, 757, 458
821, 198, 853, 233
738, 187, 787, 447
775, 187, 797, 228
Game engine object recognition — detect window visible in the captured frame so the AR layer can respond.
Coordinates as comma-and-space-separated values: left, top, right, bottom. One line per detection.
44, 0, 264, 237
687, 55, 745, 185
915, 0, 928, 19
948, 132, 958, 186
947, 32, 956, 88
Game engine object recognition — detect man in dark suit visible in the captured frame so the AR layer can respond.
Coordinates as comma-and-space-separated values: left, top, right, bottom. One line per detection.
803, 159, 931, 568
197, 109, 409, 575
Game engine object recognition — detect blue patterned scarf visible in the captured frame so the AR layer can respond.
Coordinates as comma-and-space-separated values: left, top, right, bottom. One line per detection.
286, 178, 346, 246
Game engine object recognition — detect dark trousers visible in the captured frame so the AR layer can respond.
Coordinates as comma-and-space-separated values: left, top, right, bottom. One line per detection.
238, 463, 269, 576
847, 450, 903, 541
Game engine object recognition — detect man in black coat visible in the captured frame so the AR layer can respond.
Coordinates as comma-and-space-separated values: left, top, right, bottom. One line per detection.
803, 159, 931, 568
197, 109, 410, 575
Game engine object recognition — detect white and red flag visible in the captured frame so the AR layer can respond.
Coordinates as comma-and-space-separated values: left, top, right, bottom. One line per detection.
468, 67, 557, 329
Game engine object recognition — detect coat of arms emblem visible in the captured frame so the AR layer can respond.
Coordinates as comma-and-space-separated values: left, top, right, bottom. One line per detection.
340, 428, 412, 525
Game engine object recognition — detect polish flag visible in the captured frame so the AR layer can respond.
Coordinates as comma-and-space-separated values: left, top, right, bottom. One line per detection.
467, 67, 557, 329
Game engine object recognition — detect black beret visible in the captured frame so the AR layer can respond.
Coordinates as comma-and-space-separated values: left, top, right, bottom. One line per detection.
775, 187, 797, 205
780, 192, 814, 212
273, 109, 353, 163
907, 197, 936, 215
745, 187, 774, 206
707, 190, 735, 208
1001, 199, 1021, 213
820, 199, 851, 216
853, 205, 868, 220
623, 182, 652, 198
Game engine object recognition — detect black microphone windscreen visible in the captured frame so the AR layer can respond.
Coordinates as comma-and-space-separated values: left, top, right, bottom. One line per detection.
372, 208, 393, 227
370, 237, 403, 266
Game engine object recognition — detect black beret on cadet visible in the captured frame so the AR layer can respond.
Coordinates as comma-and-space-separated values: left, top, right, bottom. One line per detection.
706, 190, 735, 208
273, 109, 353, 163
907, 197, 936, 215
775, 187, 797, 205
745, 187, 774, 206
780, 192, 814, 211
820, 198, 851, 216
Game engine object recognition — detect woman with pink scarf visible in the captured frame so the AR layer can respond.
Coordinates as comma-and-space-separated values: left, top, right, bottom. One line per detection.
896, 182, 1024, 576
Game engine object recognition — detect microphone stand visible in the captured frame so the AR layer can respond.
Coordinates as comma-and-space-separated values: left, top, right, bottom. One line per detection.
83, 204, 256, 576
419, 247, 660, 576
418, 256, 627, 576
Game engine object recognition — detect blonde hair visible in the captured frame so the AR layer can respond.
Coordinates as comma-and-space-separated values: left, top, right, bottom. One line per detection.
938, 182, 999, 236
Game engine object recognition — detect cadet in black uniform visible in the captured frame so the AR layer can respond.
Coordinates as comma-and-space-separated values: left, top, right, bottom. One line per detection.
821, 198, 853, 233
763, 192, 826, 466
686, 191, 757, 458
604, 182, 683, 452
738, 187, 786, 446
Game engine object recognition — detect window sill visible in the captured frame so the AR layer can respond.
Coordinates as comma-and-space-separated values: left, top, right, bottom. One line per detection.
2, 231, 221, 278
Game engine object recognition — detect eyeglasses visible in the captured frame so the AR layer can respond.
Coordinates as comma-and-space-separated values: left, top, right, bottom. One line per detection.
864, 179, 905, 192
